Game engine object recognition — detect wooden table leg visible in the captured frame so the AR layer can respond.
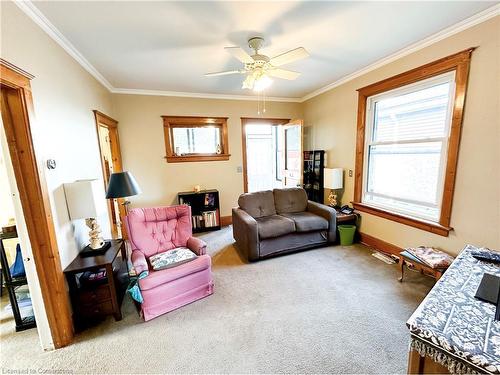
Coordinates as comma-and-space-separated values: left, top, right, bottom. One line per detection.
399, 257, 405, 282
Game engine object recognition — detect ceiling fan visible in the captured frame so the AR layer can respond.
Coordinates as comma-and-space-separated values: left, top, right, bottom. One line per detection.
205, 37, 309, 91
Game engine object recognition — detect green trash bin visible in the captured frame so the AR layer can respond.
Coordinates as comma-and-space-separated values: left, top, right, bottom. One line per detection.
338, 225, 356, 246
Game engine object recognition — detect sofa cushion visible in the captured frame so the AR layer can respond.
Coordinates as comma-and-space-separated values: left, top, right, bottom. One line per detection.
256, 215, 295, 239
273, 188, 308, 214
238, 190, 276, 219
280, 212, 329, 233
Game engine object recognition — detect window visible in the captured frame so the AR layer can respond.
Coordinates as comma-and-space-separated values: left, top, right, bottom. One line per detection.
363, 73, 454, 222
353, 49, 474, 236
162, 116, 230, 162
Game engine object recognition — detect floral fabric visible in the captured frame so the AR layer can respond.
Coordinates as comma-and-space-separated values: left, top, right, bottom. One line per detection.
407, 244, 500, 374
148, 247, 197, 271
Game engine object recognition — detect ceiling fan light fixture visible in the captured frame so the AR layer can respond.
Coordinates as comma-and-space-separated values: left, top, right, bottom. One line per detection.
253, 75, 273, 92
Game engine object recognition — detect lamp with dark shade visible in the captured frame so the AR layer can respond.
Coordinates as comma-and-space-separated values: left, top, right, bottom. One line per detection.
105, 171, 141, 215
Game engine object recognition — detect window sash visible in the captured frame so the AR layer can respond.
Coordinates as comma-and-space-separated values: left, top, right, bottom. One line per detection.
361, 72, 456, 222
170, 125, 222, 155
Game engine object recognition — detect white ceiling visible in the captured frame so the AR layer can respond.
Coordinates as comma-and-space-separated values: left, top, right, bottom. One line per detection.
28, 1, 496, 100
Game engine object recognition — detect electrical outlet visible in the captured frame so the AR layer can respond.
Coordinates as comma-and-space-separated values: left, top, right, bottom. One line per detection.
236, 166, 243, 173
348, 170, 353, 177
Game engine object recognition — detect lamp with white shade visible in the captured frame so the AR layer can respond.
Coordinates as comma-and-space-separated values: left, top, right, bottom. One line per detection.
64, 179, 110, 255
323, 168, 343, 207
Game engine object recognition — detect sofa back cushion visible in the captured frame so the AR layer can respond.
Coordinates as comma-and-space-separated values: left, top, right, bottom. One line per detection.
125, 205, 192, 257
238, 190, 276, 219
273, 188, 308, 214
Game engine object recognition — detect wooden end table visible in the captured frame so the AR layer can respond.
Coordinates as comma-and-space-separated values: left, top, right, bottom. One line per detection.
63, 239, 129, 330
399, 250, 447, 282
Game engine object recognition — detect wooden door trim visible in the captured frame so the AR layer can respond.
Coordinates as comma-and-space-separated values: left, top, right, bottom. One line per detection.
240, 117, 290, 193
93, 110, 124, 238
0, 60, 73, 348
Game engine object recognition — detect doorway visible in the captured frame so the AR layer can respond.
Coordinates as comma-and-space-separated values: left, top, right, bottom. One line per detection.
93, 111, 124, 239
241, 118, 304, 193
0, 60, 73, 348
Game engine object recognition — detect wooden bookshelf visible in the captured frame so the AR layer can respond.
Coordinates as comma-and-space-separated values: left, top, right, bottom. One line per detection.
178, 189, 221, 233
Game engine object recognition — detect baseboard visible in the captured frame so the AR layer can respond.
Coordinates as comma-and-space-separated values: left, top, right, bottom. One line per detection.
358, 232, 402, 256
220, 215, 232, 226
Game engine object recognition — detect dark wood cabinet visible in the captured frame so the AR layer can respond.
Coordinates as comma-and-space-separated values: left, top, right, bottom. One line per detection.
63, 239, 129, 330
178, 189, 221, 233
303, 150, 325, 203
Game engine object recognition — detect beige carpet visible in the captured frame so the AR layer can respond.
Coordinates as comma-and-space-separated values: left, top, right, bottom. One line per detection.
0, 226, 433, 374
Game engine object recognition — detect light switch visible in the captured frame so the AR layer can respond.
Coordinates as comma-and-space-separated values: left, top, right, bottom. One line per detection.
236, 166, 243, 173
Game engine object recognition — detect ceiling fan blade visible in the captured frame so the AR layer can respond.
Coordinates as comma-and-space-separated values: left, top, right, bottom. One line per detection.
268, 68, 301, 80
270, 47, 309, 67
225, 46, 254, 64
204, 70, 241, 77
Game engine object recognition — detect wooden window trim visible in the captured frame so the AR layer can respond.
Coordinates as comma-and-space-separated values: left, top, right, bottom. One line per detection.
353, 48, 475, 237
162, 115, 230, 162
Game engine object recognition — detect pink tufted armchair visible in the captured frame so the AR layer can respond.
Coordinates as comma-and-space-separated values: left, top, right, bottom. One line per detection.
124, 205, 214, 321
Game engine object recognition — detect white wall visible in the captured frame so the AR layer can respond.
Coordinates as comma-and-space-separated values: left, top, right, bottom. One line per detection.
302, 16, 500, 256
1, 2, 115, 349
113, 94, 302, 216
1, 2, 114, 268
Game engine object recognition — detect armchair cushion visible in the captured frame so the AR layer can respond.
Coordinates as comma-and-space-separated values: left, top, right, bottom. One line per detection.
139, 255, 211, 291
126, 205, 192, 257
273, 188, 308, 214
281, 212, 328, 232
256, 214, 295, 239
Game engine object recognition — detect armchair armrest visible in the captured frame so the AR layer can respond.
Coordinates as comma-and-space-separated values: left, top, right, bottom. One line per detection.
232, 208, 259, 261
131, 250, 148, 274
307, 201, 337, 242
187, 236, 207, 256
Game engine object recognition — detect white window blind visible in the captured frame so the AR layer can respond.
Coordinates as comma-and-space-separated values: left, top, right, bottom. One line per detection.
362, 72, 455, 222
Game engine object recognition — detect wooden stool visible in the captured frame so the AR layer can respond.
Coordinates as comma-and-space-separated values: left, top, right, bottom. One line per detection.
399, 250, 447, 282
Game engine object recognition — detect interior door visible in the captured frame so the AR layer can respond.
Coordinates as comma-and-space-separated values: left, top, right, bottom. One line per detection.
94, 111, 125, 239
283, 119, 304, 188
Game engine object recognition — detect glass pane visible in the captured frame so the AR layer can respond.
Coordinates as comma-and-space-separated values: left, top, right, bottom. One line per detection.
247, 137, 275, 192
367, 142, 442, 206
172, 127, 221, 154
373, 82, 451, 143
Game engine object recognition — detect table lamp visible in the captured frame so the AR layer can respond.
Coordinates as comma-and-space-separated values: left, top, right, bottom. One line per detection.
105, 171, 141, 215
64, 179, 110, 255
324, 168, 343, 207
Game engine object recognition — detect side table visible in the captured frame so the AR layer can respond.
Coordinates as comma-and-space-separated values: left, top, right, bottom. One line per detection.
63, 239, 129, 330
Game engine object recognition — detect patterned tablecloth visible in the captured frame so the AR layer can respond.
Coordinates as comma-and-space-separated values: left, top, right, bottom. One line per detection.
407, 244, 500, 374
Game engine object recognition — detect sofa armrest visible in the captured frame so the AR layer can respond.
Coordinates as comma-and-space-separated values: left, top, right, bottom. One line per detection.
187, 236, 207, 256
131, 250, 148, 274
307, 201, 337, 242
232, 208, 259, 261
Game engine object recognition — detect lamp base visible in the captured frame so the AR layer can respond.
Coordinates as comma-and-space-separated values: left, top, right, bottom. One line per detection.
80, 241, 111, 257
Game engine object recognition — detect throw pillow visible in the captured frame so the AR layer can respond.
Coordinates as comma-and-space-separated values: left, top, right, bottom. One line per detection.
148, 247, 197, 271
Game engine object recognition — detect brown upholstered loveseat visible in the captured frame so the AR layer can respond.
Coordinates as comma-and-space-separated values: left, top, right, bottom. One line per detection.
232, 188, 337, 261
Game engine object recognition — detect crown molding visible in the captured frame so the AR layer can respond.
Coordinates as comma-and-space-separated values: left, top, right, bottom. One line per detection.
111, 87, 301, 102
15, 1, 499, 104
14, 0, 114, 91
300, 3, 500, 102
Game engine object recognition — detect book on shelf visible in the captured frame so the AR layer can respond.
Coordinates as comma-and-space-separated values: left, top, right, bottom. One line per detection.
191, 210, 218, 229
